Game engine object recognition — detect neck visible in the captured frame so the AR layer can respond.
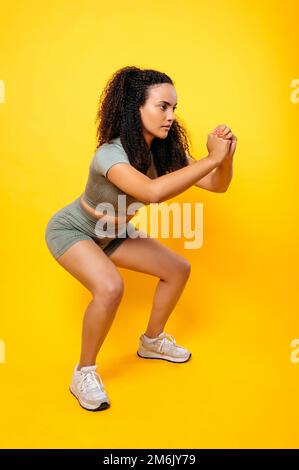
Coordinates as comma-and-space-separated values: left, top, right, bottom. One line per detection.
143, 131, 154, 149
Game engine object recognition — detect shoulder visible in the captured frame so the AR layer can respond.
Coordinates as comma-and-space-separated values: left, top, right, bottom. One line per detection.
93, 136, 130, 177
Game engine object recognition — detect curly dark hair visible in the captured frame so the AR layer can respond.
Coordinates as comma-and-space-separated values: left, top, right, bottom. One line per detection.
94, 66, 195, 177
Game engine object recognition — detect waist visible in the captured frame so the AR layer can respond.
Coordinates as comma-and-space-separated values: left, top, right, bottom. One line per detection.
79, 195, 135, 225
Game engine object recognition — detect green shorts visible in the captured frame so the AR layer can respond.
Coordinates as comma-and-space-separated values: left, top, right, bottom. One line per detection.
45, 197, 132, 260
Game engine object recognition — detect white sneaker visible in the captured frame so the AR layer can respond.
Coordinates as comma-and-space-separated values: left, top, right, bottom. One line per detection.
69, 364, 110, 411
137, 332, 191, 363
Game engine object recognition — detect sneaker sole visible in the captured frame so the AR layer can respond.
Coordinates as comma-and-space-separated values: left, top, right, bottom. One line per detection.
69, 387, 110, 411
137, 349, 192, 363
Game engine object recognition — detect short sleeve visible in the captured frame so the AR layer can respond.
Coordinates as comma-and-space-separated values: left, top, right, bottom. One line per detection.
93, 143, 131, 177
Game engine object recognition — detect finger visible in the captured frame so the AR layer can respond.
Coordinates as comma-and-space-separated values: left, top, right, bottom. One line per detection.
222, 131, 233, 139
211, 130, 223, 137
216, 131, 232, 141
215, 124, 227, 133
229, 141, 237, 157
221, 127, 231, 136
215, 128, 231, 139
212, 125, 225, 134
217, 126, 231, 137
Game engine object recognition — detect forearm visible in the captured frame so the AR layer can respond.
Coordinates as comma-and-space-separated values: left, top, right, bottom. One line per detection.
210, 155, 234, 192
152, 154, 220, 203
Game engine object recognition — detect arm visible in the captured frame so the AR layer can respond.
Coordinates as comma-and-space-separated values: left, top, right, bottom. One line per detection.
186, 154, 233, 193
106, 153, 221, 204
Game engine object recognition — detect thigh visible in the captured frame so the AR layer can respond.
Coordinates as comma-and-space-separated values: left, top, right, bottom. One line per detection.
45, 202, 124, 295
55, 239, 124, 296
109, 230, 191, 281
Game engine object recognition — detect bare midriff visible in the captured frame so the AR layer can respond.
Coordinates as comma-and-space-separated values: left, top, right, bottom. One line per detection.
80, 195, 135, 225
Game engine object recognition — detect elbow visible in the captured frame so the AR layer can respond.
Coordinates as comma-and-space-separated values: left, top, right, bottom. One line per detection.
214, 185, 228, 193
149, 190, 160, 204
148, 183, 160, 203
214, 180, 232, 193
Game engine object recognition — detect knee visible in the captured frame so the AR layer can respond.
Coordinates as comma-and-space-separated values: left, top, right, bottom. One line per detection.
106, 278, 125, 299
93, 277, 124, 305
175, 257, 191, 279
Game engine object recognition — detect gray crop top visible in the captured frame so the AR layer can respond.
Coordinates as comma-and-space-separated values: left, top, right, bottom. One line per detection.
81, 136, 158, 214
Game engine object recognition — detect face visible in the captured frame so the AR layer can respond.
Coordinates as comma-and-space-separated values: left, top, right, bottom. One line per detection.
139, 83, 178, 147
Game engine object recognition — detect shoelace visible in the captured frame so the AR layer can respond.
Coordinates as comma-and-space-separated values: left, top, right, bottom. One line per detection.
79, 370, 105, 393
157, 333, 177, 353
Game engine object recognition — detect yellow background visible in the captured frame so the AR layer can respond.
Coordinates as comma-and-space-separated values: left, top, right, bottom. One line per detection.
0, 0, 298, 448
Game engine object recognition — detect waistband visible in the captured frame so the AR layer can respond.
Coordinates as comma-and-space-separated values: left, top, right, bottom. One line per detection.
74, 196, 133, 237
74, 197, 100, 223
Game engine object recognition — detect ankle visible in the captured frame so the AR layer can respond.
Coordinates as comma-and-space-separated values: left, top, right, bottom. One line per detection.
144, 331, 163, 339
77, 362, 96, 371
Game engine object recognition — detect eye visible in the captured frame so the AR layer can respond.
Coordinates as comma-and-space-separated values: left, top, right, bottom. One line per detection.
160, 105, 177, 111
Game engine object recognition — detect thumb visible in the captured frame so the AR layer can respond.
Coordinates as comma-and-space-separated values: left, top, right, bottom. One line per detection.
229, 141, 237, 156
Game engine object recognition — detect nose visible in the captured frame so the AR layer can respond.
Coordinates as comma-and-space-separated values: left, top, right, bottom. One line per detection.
166, 110, 175, 124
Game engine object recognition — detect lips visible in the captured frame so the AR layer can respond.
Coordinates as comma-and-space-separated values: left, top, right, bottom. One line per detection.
162, 126, 171, 129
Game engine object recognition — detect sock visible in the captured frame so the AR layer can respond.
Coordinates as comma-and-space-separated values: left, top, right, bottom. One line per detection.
143, 332, 162, 342
76, 364, 96, 371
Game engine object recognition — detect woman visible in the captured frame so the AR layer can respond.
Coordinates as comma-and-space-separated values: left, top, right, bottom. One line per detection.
45, 66, 237, 412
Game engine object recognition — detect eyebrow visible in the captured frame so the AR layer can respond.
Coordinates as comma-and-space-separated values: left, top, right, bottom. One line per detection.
158, 100, 178, 106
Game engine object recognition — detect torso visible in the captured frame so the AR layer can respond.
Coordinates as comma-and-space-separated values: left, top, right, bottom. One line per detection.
80, 149, 157, 224
79, 195, 135, 225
